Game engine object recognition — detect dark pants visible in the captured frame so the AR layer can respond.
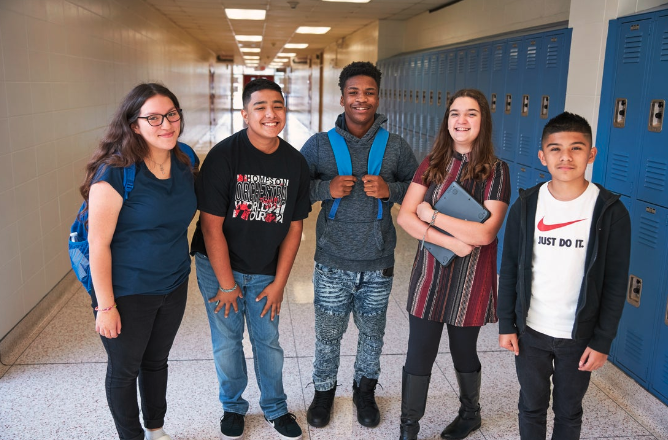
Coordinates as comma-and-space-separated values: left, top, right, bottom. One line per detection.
405, 314, 482, 376
515, 326, 591, 440
94, 279, 188, 440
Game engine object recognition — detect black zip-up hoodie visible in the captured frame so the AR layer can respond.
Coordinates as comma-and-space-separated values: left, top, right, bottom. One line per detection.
497, 182, 631, 354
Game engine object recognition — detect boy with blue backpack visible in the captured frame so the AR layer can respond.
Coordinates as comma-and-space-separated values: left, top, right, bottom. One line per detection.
300, 61, 418, 429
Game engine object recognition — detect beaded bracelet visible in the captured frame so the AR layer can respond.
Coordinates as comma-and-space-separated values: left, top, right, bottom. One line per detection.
219, 283, 238, 293
95, 303, 117, 312
429, 209, 439, 226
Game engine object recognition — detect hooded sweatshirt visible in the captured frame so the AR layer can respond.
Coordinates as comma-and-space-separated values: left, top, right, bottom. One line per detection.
300, 113, 419, 272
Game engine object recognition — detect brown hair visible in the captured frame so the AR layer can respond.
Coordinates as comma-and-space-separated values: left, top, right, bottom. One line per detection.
79, 83, 190, 205
422, 88, 496, 184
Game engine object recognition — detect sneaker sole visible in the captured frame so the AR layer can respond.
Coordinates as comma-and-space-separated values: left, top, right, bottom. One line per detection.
220, 432, 244, 440
265, 420, 302, 440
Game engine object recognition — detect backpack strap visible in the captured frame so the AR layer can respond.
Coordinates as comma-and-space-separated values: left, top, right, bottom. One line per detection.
122, 164, 136, 199
177, 141, 199, 169
327, 127, 389, 220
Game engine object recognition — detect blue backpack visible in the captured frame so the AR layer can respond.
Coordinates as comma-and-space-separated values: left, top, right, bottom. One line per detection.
326, 127, 389, 220
68, 143, 197, 294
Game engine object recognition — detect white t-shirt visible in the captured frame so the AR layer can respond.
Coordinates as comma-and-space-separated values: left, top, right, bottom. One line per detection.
527, 182, 600, 338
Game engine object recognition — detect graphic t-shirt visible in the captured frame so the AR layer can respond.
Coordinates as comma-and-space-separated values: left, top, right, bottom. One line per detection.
528, 181, 600, 338
191, 129, 311, 275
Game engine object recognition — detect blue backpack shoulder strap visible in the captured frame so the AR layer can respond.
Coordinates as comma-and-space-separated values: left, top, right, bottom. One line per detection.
177, 141, 199, 169
122, 163, 136, 199
326, 127, 390, 220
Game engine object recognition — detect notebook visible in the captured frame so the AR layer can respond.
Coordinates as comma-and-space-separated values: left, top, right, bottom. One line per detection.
423, 181, 491, 267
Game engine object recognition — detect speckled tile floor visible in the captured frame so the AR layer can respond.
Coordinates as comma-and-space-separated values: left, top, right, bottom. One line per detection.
1, 114, 667, 439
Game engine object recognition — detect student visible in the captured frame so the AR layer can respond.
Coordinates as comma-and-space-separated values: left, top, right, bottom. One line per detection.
83, 83, 196, 440
191, 79, 310, 440
300, 61, 418, 429
498, 112, 631, 440
396, 89, 510, 440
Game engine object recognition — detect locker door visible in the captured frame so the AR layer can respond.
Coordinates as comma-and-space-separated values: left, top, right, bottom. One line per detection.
614, 200, 667, 385
532, 167, 551, 186
466, 46, 479, 89
604, 17, 653, 197
499, 39, 523, 163
455, 48, 467, 91
650, 274, 668, 405
533, 31, 572, 171
401, 57, 411, 143
497, 160, 516, 272
636, 14, 668, 207
428, 52, 439, 151
378, 60, 386, 116
490, 43, 506, 158
516, 35, 542, 167
418, 54, 429, 158
446, 51, 457, 106
388, 59, 396, 133
435, 51, 448, 140
477, 44, 492, 101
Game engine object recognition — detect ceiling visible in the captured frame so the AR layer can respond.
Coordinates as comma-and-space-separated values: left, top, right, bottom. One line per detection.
144, 0, 449, 67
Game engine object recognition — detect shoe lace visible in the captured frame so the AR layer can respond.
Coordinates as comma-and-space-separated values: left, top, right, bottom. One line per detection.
275, 412, 297, 427
222, 412, 243, 427
358, 382, 382, 408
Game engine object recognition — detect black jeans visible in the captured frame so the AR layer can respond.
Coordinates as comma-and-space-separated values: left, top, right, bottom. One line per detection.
95, 279, 188, 440
515, 326, 591, 440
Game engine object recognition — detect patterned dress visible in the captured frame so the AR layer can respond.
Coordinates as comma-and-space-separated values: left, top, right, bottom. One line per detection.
407, 152, 510, 326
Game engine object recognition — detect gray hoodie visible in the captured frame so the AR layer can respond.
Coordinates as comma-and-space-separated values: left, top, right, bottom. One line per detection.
300, 113, 419, 272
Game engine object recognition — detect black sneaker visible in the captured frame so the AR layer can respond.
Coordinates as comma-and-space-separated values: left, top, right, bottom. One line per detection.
353, 376, 380, 427
265, 412, 303, 439
307, 387, 336, 427
220, 412, 244, 439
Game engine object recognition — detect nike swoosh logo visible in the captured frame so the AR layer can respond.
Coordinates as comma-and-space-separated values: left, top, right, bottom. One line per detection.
537, 217, 586, 232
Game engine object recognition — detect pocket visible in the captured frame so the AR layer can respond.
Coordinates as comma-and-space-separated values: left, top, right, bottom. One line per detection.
318, 218, 387, 258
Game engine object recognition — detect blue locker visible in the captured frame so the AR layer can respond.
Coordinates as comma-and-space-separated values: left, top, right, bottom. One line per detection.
650, 272, 668, 405
532, 167, 551, 186
498, 39, 523, 163
455, 48, 467, 91
477, 44, 492, 101
466, 45, 479, 89
497, 160, 516, 272
490, 42, 506, 158
416, 55, 427, 157
446, 50, 457, 105
636, 13, 668, 208
604, 17, 653, 197
434, 51, 448, 144
516, 35, 542, 167
401, 57, 411, 143
614, 200, 667, 385
413, 56, 422, 137
427, 52, 439, 153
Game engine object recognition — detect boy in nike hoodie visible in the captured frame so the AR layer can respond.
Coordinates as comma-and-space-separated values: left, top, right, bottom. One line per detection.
497, 112, 631, 440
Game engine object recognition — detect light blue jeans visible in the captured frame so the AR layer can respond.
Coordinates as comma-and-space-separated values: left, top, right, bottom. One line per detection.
312, 262, 393, 391
195, 253, 288, 420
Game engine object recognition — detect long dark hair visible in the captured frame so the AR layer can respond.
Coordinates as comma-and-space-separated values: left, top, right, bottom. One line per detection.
422, 88, 496, 184
79, 83, 189, 203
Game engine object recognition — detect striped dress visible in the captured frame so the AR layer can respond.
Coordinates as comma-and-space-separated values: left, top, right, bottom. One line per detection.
407, 152, 510, 326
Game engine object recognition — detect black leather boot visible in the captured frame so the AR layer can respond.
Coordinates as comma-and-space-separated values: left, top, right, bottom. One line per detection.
399, 367, 431, 440
307, 386, 336, 428
440, 369, 481, 439
353, 376, 380, 427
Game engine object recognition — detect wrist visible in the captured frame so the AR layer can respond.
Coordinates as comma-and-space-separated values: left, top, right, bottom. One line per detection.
219, 282, 238, 293
95, 303, 117, 312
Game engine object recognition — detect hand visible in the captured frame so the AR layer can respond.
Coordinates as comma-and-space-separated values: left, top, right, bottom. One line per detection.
362, 175, 389, 199
209, 285, 243, 317
416, 201, 435, 223
454, 239, 475, 257
499, 333, 519, 355
330, 175, 357, 198
95, 308, 122, 338
579, 347, 608, 371
256, 282, 285, 321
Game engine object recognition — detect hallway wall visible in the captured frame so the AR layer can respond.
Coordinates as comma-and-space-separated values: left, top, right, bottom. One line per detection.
0, 0, 216, 339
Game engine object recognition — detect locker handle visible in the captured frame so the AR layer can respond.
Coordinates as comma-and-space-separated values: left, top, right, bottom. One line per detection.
614, 98, 627, 128
540, 95, 549, 119
437, 91, 442, 106
648, 99, 664, 133
491, 93, 497, 112
505, 94, 512, 115
521, 95, 529, 117
627, 275, 642, 307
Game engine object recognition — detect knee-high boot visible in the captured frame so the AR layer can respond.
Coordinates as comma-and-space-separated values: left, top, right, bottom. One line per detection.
399, 367, 431, 440
440, 369, 481, 439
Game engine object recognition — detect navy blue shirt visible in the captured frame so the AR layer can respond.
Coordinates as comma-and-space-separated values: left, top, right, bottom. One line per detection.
95, 153, 196, 297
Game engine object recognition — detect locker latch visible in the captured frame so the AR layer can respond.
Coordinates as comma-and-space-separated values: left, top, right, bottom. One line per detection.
627, 275, 642, 307
422, 90, 426, 104
541, 95, 549, 119
415, 90, 419, 103
614, 98, 627, 128
521, 95, 529, 117
447, 91, 452, 105
430, 91, 434, 105
505, 94, 512, 114
648, 99, 664, 133
491, 93, 497, 112
409, 90, 413, 102
437, 91, 442, 106
404, 90, 407, 102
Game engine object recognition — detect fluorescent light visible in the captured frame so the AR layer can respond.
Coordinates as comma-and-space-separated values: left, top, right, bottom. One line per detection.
235, 35, 263, 42
240, 48, 261, 53
225, 9, 266, 20
274, 58, 289, 62
323, 0, 370, 2
277, 52, 296, 57
296, 26, 330, 34
243, 55, 260, 59
284, 43, 308, 49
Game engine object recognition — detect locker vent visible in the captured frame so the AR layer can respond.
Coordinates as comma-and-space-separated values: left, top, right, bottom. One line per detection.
643, 159, 667, 191
526, 46, 537, 69
503, 131, 514, 152
623, 330, 644, 361
638, 215, 660, 248
622, 34, 643, 63
546, 43, 559, 68
448, 54, 456, 74
518, 134, 532, 157
610, 153, 630, 181
509, 46, 519, 70
480, 49, 490, 72
661, 31, 668, 61
458, 53, 466, 74
468, 52, 478, 74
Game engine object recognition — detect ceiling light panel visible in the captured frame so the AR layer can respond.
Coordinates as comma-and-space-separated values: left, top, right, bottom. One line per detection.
243, 55, 260, 59
284, 43, 308, 49
225, 9, 266, 20
240, 48, 261, 52
277, 53, 296, 57
296, 26, 331, 34
322, 0, 370, 2
235, 35, 263, 42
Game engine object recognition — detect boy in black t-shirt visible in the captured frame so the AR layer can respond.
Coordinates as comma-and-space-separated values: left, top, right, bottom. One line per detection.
191, 79, 310, 440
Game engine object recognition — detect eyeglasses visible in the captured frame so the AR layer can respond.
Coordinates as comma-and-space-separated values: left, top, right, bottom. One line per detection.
137, 109, 182, 127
